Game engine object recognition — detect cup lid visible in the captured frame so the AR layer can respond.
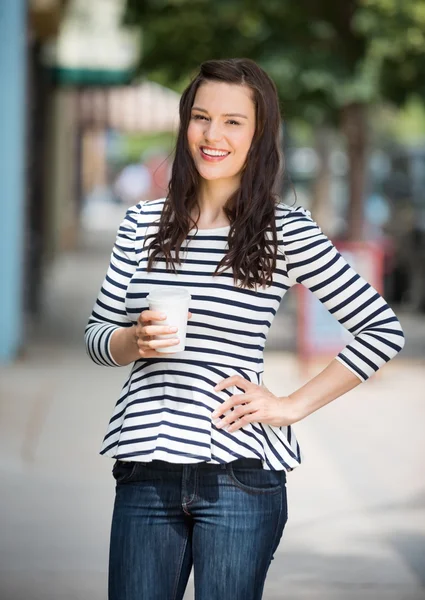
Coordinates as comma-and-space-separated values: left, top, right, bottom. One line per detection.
147, 286, 191, 302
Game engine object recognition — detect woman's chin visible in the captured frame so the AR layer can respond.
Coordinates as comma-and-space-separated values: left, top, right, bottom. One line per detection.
197, 168, 238, 182
199, 173, 224, 182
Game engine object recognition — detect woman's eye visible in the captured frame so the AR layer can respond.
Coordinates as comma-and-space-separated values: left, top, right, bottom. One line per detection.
192, 115, 240, 126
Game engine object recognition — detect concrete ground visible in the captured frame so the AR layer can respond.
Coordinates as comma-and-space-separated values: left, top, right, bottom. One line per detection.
0, 226, 424, 600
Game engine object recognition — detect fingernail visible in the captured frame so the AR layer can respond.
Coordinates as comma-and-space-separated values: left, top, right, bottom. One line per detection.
216, 421, 224, 429
211, 411, 218, 418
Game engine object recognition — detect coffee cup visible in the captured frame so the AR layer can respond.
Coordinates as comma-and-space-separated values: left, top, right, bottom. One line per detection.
146, 287, 191, 353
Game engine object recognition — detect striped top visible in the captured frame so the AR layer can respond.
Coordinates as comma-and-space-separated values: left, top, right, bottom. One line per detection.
85, 198, 405, 471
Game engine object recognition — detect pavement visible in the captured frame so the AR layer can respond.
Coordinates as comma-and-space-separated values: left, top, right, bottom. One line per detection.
0, 224, 424, 600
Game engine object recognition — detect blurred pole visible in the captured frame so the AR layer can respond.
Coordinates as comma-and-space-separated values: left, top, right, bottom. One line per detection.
312, 126, 332, 235
341, 102, 368, 241
75, 88, 84, 219
0, 0, 27, 362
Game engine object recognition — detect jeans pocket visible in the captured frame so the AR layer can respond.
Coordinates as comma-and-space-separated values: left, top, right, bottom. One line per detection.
227, 462, 285, 495
112, 460, 139, 484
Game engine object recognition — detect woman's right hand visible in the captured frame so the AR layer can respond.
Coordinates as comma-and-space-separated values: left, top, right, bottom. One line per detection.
135, 310, 192, 358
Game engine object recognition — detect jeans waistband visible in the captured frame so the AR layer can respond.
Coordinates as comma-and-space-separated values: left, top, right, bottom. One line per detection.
116, 458, 263, 470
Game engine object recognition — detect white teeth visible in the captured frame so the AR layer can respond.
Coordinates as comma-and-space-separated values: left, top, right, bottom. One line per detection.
201, 148, 229, 157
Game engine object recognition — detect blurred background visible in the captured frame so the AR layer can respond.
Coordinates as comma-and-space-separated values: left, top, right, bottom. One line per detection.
0, 0, 424, 598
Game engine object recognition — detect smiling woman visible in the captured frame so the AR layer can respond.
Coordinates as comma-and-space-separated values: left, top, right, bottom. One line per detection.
187, 82, 256, 184
85, 58, 405, 600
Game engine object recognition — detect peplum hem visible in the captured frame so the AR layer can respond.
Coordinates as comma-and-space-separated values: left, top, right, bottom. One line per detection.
100, 360, 301, 472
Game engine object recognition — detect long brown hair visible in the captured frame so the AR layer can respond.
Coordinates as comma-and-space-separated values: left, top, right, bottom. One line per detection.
145, 58, 284, 289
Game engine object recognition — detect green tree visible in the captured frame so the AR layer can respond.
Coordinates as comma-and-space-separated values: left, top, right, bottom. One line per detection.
125, 0, 425, 239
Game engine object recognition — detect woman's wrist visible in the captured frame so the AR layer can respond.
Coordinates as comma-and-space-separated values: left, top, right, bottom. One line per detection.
277, 395, 309, 426
110, 325, 139, 366
279, 359, 362, 425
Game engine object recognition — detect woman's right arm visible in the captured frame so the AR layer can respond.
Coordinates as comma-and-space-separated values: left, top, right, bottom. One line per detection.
109, 325, 140, 366
84, 205, 140, 367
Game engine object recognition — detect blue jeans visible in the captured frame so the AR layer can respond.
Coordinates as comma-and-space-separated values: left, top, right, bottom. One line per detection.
109, 458, 288, 600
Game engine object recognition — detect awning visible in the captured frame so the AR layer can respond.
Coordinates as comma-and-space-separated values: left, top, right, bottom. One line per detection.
79, 81, 180, 133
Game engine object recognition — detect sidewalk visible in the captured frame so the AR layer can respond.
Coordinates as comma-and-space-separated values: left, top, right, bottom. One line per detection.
0, 229, 424, 600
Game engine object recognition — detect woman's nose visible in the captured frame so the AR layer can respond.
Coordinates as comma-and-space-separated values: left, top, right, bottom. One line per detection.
204, 120, 222, 142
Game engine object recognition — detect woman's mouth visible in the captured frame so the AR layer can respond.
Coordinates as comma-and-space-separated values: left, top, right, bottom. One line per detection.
200, 146, 230, 162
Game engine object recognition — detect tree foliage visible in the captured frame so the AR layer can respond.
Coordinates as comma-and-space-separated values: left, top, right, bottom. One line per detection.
124, 0, 425, 239
356, 0, 425, 104
124, 0, 425, 123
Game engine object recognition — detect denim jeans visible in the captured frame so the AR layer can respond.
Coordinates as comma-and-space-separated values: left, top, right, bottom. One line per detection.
108, 458, 288, 600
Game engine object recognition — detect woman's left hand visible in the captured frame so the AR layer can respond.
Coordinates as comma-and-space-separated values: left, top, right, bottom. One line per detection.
211, 376, 302, 432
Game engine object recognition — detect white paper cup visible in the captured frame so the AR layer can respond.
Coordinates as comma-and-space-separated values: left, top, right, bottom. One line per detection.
146, 287, 191, 353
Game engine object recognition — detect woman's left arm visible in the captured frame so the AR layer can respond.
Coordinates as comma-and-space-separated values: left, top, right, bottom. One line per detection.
281, 206, 405, 382
212, 206, 405, 431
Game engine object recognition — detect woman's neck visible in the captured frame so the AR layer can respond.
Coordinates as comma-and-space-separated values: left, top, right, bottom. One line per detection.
195, 177, 240, 227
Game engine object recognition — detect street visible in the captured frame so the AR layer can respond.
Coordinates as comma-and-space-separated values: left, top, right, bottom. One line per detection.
0, 229, 424, 600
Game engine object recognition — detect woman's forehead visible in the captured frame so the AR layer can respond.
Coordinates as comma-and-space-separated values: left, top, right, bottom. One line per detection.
193, 81, 255, 116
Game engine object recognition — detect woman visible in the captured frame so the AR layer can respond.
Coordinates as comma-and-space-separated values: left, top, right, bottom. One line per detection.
85, 58, 405, 600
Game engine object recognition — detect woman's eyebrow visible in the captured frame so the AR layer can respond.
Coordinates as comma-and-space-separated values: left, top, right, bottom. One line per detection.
192, 106, 248, 119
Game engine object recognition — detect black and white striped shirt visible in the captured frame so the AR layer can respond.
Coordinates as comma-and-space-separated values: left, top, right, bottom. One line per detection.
85, 198, 404, 471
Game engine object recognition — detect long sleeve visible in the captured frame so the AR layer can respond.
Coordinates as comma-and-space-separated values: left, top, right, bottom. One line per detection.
84, 205, 140, 366
281, 206, 405, 381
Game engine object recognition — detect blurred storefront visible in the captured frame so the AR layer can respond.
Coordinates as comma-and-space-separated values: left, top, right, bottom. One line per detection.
0, 0, 69, 362
0, 0, 140, 363
78, 81, 179, 204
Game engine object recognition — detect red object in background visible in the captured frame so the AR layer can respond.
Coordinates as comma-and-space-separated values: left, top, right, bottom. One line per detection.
297, 241, 385, 365
145, 154, 171, 200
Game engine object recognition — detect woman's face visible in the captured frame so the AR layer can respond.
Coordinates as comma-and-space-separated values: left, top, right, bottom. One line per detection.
187, 81, 256, 184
